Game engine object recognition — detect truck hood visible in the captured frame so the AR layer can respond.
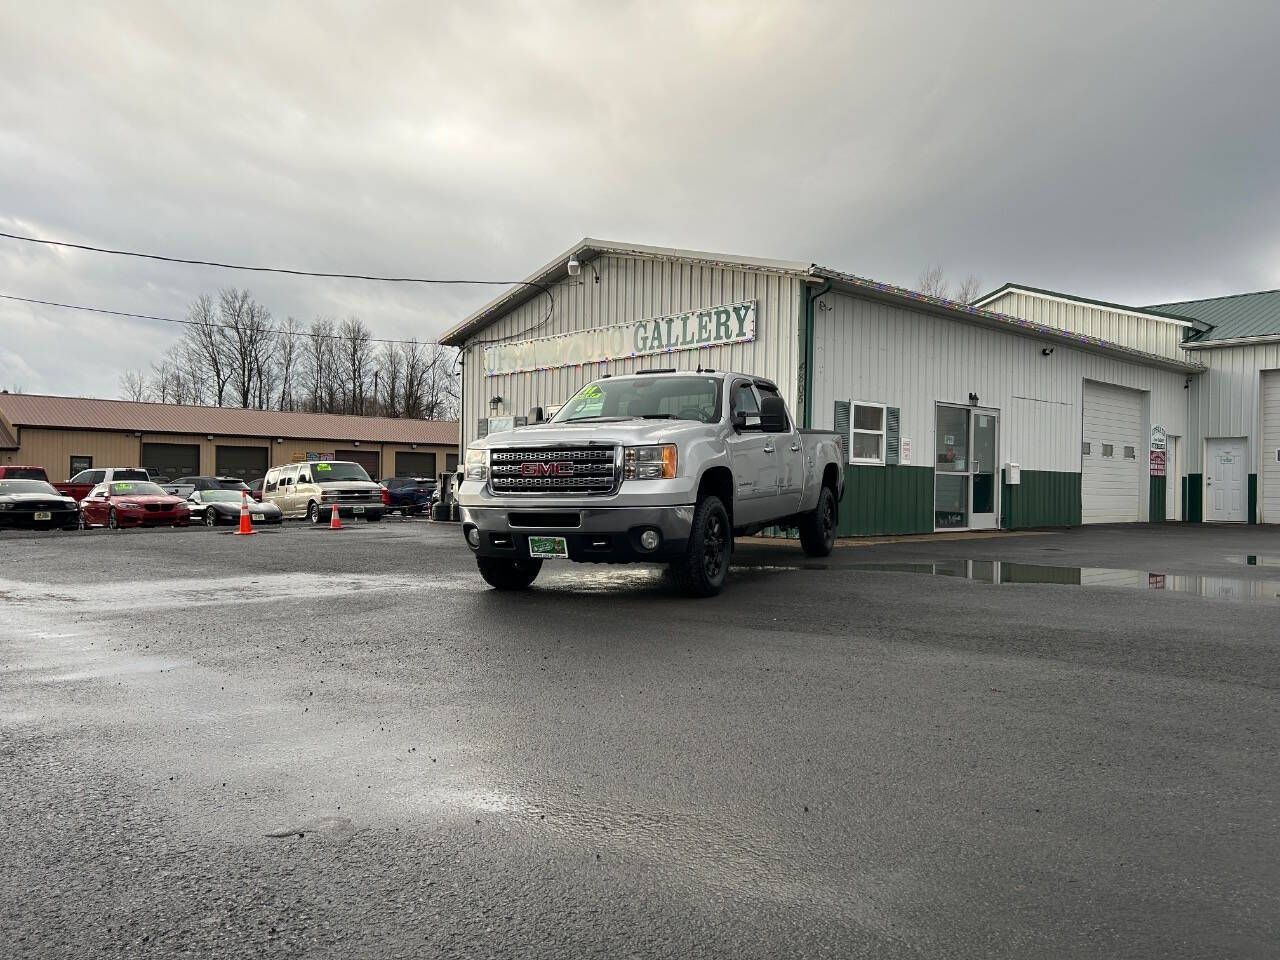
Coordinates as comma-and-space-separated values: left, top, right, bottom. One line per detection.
314, 480, 382, 492
479, 419, 716, 447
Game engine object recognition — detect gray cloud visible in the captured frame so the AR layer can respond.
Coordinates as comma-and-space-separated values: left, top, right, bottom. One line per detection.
2, 0, 1278, 396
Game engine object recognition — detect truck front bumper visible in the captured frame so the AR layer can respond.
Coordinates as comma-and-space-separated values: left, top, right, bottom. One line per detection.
461, 504, 695, 564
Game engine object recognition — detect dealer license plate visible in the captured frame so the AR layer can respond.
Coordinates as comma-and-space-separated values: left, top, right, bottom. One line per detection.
251, 513, 264, 521
34, 511, 51, 520
352, 505, 365, 514
528, 535, 568, 559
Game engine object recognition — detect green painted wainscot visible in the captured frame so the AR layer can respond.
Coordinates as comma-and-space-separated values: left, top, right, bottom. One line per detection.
835, 464, 934, 537
1000, 470, 1081, 530
1149, 475, 1167, 522
1182, 475, 1203, 523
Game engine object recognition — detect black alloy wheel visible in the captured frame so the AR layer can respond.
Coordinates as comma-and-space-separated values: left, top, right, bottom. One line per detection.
799, 485, 837, 558
669, 495, 731, 597
107, 508, 119, 530
204, 507, 218, 527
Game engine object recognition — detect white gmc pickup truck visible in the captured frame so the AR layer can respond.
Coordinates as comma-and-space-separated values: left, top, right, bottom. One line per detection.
458, 370, 844, 597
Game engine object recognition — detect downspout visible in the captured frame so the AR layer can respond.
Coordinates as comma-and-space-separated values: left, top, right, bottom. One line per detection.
802, 277, 832, 428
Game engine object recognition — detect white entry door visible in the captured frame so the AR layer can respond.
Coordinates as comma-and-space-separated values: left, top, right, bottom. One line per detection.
1205, 438, 1247, 522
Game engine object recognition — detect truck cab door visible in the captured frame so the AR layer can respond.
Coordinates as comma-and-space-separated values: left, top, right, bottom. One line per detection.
726, 380, 776, 525
757, 383, 804, 516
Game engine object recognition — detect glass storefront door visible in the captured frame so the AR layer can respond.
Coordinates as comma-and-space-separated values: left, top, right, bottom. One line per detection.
934, 405, 1000, 530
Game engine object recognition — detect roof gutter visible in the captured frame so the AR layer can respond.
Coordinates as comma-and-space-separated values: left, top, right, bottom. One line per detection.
1180, 333, 1280, 350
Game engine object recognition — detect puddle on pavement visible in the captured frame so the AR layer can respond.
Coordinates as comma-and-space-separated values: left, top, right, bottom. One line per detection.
851, 559, 1280, 603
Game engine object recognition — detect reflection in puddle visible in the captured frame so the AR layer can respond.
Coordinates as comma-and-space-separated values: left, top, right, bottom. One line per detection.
852, 560, 1280, 602
1225, 555, 1280, 567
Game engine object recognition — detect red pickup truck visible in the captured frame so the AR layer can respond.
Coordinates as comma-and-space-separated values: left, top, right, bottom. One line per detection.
0, 465, 51, 481
55, 468, 152, 502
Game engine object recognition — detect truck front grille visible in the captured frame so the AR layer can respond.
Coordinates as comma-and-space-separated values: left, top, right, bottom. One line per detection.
489, 446, 617, 495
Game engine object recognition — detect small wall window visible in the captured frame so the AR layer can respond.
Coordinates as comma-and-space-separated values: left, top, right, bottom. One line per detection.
1102, 444, 1114, 458
70, 455, 93, 475
1123, 446, 1136, 460
851, 402, 886, 464
1082, 442, 1091, 456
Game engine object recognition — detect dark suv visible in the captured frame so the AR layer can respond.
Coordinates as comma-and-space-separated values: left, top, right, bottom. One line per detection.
382, 476, 436, 515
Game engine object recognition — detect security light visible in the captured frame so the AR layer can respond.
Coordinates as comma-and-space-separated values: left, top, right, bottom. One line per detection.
489, 396, 503, 413
567, 258, 582, 277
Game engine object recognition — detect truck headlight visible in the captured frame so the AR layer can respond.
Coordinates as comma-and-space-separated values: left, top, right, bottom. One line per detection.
464, 447, 489, 481
623, 444, 677, 480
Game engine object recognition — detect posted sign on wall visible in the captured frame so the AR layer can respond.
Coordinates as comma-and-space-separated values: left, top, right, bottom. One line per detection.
483, 300, 757, 376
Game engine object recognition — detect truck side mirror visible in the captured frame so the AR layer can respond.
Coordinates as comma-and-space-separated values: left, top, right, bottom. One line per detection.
759, 396, 788, 433
731, 410, 747, 430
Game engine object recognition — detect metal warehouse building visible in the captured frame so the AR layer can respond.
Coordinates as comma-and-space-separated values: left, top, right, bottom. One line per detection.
441, 239, 1209, 536
0, 393, 459, 483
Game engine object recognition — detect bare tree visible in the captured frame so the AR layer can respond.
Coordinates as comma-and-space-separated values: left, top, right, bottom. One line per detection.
119, 369, 148, 401
956, 273, 983, 305
275, 316, 304, 411
337, 316, 374, 416
916, 264, 949, 299
377, 340, 403, 417
184, 294, 232, 406
218, 288, 276, 409
304, 317, 340, 414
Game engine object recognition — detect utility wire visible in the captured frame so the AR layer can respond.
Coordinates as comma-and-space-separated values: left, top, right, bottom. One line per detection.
0, 293, 447, 347
0, 228, 556, 336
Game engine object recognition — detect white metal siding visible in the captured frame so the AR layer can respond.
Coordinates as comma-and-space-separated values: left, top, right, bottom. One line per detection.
1185, 343, 1280, 476
811, 291, 1186, 492
1082, 382, 1143, 523
1262, 372, 1280, 523
458, 254, 805, 449
982, 290, 1190, 361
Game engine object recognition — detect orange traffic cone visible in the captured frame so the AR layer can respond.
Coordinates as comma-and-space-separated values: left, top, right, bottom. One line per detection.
329, 503, 343, 530
234, 490, 256, 536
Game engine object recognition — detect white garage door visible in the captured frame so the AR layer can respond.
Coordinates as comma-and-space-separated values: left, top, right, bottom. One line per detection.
1263, 372, 1280, 524
1082, 382, 1143, 523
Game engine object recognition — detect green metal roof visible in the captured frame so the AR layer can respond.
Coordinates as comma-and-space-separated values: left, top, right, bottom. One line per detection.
1146, 289, 1280, 343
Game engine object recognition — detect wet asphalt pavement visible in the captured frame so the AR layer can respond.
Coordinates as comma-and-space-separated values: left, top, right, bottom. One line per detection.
1, 520, 1278, 958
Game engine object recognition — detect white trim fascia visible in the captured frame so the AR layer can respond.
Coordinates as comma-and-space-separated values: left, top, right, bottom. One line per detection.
973, 285, 1195, 327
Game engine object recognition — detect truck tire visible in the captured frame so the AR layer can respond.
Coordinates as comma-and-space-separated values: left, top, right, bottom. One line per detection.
476, 556, 543, 590
669, 495, 731, 597
799, 485, 837, 557
308, 501, 322, 524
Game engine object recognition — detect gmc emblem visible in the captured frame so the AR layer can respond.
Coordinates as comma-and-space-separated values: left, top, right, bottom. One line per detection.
520, 461, 575, 477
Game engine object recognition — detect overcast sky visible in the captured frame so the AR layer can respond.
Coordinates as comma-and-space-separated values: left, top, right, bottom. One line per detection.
2, 0, 1278, 398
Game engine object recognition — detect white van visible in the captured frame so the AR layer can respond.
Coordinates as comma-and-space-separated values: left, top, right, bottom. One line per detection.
262, 460, 386, 523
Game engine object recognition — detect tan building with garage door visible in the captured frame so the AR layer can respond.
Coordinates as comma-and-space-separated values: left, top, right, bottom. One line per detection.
0, 392, 457, 483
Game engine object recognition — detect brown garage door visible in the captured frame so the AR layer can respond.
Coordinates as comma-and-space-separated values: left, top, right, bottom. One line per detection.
334, 449, 381, 481
393, 451, 437, 478
142, 443, 199, 481
215, 445, 269, 481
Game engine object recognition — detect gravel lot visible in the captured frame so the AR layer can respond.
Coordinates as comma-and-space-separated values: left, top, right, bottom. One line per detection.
2, 520, 1278, 959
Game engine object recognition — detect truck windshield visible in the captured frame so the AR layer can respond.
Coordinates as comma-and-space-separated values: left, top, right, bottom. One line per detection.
553, 376, 722, 424
311, 462, 371, 482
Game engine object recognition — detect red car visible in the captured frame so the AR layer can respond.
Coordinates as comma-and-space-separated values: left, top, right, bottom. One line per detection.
80, 480, 191, 529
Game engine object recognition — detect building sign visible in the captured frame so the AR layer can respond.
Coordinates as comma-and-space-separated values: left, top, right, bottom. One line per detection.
1150, 424, 1167, 452
482, 300, 757, 376
1150, 450, 1166, 476
900, 437, 912, 465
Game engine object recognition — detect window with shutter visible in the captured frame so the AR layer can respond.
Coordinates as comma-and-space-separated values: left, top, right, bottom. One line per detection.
833, 401, 850, 464
885, 407, 901, 465
850, 402, 887, 464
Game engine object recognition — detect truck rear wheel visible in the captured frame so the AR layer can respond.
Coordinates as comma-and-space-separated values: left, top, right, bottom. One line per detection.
669, 495, 731, 597
477, 556, 543, 590
799, 485, 836, 557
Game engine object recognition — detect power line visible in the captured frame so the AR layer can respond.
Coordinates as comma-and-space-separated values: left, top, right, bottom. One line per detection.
0, 228, 556, 334
0, 293, 446, 347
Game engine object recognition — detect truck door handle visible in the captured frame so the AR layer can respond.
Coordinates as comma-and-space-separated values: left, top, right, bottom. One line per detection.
790, 442, 801, 452
763, 444, 775, 454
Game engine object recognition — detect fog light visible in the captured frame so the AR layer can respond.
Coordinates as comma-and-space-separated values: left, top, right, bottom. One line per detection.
639, 529, 660, 551
466, 527, 480, 547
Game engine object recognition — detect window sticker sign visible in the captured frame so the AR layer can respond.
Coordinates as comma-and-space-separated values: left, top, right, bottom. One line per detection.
316, 463, 332, 472
482, 300, 757, 376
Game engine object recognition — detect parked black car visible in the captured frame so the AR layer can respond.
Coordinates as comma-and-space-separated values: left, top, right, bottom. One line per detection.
0, 479, 81, 531
186, 489, 283, 526
382, 476, 436, 515
174, 476, 251, 492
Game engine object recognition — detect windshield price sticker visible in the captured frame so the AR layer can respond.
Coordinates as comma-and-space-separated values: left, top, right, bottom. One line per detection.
316, 463, 332, 472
